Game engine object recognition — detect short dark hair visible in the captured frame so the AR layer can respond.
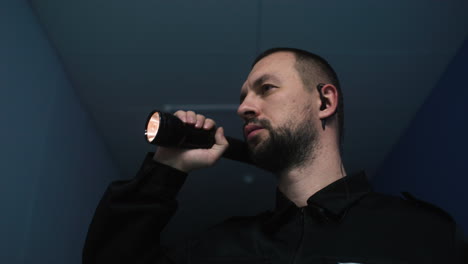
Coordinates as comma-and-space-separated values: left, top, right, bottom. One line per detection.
252, 47, 344, 147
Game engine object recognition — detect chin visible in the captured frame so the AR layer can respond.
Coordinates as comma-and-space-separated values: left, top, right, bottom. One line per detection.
246, 139, 260, 151
247, 137, 269, 157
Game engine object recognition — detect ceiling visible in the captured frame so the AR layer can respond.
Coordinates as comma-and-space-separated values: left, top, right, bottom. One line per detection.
29, 0, 468, 179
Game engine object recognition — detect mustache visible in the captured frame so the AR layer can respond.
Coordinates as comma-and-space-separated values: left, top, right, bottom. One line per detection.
243, 118, 273, 131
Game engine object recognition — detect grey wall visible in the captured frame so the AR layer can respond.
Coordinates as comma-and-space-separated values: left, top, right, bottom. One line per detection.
0, 1, 120, 263
2, 1, 467, 263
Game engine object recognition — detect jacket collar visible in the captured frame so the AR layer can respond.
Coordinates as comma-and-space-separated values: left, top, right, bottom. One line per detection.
264, 171, 372, 232
305, 171, 372, 217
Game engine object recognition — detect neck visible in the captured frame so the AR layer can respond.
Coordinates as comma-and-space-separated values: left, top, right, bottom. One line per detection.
277, 141, 346, 207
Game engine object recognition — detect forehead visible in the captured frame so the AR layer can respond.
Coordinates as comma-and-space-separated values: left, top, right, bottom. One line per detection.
241, 52, 299, 90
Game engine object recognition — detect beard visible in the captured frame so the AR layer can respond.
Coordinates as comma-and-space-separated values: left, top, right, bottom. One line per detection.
244, 111, 318, 174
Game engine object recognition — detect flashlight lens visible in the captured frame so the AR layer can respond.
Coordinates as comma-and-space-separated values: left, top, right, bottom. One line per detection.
145, 112, 160, 142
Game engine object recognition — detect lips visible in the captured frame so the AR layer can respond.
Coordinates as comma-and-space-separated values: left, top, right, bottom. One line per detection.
244, 124, 264, 139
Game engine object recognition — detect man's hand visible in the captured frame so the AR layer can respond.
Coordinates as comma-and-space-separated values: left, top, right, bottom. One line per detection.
153, 110, 229, 173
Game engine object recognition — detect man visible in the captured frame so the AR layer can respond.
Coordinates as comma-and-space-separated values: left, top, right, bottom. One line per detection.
83, 48, 466, 263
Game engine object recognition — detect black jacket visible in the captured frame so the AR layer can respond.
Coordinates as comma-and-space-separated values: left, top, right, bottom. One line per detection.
83, 153, 467, 264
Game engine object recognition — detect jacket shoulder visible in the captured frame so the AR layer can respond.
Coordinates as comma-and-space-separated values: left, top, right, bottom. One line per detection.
364, 191, 456, 226
399, 191, 455, 223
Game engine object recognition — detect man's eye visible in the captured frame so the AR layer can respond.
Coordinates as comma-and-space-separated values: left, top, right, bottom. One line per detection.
261, 84, 275, 93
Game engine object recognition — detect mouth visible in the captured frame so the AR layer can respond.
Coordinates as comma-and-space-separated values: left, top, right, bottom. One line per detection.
244, 124, 265, 140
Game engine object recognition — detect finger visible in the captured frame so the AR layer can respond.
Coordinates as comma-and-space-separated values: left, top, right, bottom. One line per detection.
195, 114, 206, 128
186, 111, 196, 125
174, 110, 187, 123
203, 118, 216, 130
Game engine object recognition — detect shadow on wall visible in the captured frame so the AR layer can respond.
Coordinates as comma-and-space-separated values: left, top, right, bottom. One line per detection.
372, 36, 468, 235
0, 1, 120, 263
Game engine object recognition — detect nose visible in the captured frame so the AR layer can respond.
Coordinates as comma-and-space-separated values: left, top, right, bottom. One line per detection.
237, 94, 259, 121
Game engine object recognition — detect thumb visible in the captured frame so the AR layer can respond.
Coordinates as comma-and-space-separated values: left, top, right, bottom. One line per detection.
211, 127, 229, 154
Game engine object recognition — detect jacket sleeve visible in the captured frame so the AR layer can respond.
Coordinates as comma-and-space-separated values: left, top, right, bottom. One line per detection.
82, 152, 188, 264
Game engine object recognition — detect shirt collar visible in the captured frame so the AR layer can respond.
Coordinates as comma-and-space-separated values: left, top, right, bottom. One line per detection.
265, 171, 372, 231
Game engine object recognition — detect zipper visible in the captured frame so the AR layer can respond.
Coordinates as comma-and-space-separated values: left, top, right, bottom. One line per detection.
290, 208, 305, 264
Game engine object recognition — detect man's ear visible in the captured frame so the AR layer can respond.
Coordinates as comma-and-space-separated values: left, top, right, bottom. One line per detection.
316, 83, 339, 120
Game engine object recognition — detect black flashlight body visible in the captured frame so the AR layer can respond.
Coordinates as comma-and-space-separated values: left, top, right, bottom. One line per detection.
149, 111, 216, 149
145, 110, 253, 164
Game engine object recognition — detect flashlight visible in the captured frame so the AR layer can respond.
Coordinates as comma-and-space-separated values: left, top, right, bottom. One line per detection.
144, 110, 252, 164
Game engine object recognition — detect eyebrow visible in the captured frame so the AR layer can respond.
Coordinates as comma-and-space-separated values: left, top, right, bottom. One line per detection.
240, 74, 281, 103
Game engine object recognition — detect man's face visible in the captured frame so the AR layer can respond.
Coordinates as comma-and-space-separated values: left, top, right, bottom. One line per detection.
237, 52, 320, 173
